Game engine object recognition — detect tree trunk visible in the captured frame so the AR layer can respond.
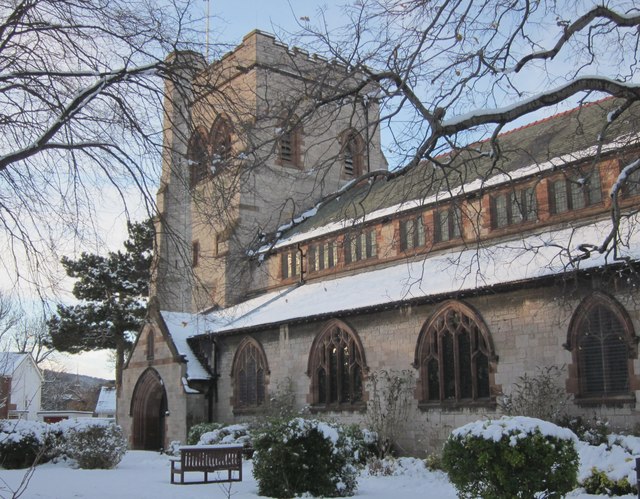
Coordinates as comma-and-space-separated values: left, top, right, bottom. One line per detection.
115, 339, 125, 393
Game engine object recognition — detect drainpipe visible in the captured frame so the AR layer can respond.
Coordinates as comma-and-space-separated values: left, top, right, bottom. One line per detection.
298, 244, 305, 284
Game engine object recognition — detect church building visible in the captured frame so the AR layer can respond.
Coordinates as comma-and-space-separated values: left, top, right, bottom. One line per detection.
117, 30, 640, 454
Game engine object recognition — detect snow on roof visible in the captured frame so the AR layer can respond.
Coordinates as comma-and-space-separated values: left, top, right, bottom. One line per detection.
0, 352, 29, 376
159, 311, 213, 381
267, 132, 639, 251
161, 290, 298, 379
197, 216, 640, 336
94, 386, 116, 415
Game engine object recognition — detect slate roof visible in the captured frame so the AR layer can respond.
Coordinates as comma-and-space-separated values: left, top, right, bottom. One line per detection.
273, 98, 640, 246
161, 216, 640, 339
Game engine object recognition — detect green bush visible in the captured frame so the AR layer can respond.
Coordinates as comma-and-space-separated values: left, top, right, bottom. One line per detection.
582, 468, 636, 496
61, 419, 127, 469
252, 418, 361, 498
442, 416, 579, 499
187, 422, 223, 445
0, 420, 53, 469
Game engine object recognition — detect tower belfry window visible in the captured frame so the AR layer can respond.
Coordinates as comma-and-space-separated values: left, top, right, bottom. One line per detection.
341, 131, 365, 179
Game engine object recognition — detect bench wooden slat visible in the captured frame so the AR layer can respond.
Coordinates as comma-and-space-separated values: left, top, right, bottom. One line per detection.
170, 445, 243, 485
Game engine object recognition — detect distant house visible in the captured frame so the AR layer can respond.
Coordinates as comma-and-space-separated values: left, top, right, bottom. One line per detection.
0, 352, 42, 420
94, 386, 116, 418
37, 410, 93, 424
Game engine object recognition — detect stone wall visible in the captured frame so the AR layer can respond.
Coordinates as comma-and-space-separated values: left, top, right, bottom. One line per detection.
210, 281, 640, 455
117, 322, 207, 449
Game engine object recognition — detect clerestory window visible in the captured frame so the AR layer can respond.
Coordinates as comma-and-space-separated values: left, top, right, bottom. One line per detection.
400, 215, 426, 251
549, 168, 602, 214
491, 186, 537, 229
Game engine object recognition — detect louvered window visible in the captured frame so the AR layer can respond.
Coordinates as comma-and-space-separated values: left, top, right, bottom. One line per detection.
341, 131, 365, 178
577, 305, 630, 397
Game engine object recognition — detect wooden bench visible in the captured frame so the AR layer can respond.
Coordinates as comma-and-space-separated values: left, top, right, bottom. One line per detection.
170, 444, 243, 484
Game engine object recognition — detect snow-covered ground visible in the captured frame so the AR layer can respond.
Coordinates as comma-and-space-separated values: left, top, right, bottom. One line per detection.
1, 447, 637, 499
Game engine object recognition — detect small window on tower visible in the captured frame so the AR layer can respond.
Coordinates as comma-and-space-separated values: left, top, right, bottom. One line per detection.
277, 115, 302, 168
340, 130, 365, 179
192, 241, 200, 267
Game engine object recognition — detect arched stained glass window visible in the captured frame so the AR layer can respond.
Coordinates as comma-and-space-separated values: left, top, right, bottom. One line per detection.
231, 337, 268, 409
415, 301, 494, 404
308, 320, 366, 407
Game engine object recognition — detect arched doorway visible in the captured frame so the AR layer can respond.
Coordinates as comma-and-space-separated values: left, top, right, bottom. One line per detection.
130, 368, 167, 450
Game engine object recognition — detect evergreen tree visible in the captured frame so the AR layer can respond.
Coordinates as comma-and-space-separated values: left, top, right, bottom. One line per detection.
48, 220, 153, 387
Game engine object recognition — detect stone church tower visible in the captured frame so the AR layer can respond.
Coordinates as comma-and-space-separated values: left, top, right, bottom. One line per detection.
151, 30, 386, 313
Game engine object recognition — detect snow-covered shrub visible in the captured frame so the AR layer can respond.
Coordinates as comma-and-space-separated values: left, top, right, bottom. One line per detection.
0, 420, 54, 469
197, 423, 251, 447
165, 440, 182, 456
187, 422, 223, 445
581, 468, 634, 496
252, 418, 360, 498
58, 418, 126, 469
342, 424, 377, 465
442, 416, 579, 499
576, 434, 640, 496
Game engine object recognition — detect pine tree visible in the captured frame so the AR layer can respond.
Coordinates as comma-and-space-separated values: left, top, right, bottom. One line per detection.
48, 220, 153, 387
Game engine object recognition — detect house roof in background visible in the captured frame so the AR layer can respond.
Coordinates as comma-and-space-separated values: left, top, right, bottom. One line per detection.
94, 386, 116, 415
0, 352, 33, 377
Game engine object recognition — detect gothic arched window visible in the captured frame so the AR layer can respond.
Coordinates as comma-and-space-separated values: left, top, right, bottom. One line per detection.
415, 301, 495, 405
277, 115, 302, 168
231, 337, 269, 410
210, 117, 232, 173
567, 293, 637, 401
340, 130, 365, 179
188, 127, 209, 187
307, 320, 367, 408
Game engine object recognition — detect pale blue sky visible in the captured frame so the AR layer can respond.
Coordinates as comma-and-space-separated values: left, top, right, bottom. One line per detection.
202, 1, 344, 46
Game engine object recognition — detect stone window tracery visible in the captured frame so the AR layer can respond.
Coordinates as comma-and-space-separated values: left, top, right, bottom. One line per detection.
231, 337, 269, 410
415, 301, 495, 405
308, 320, 367, 408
